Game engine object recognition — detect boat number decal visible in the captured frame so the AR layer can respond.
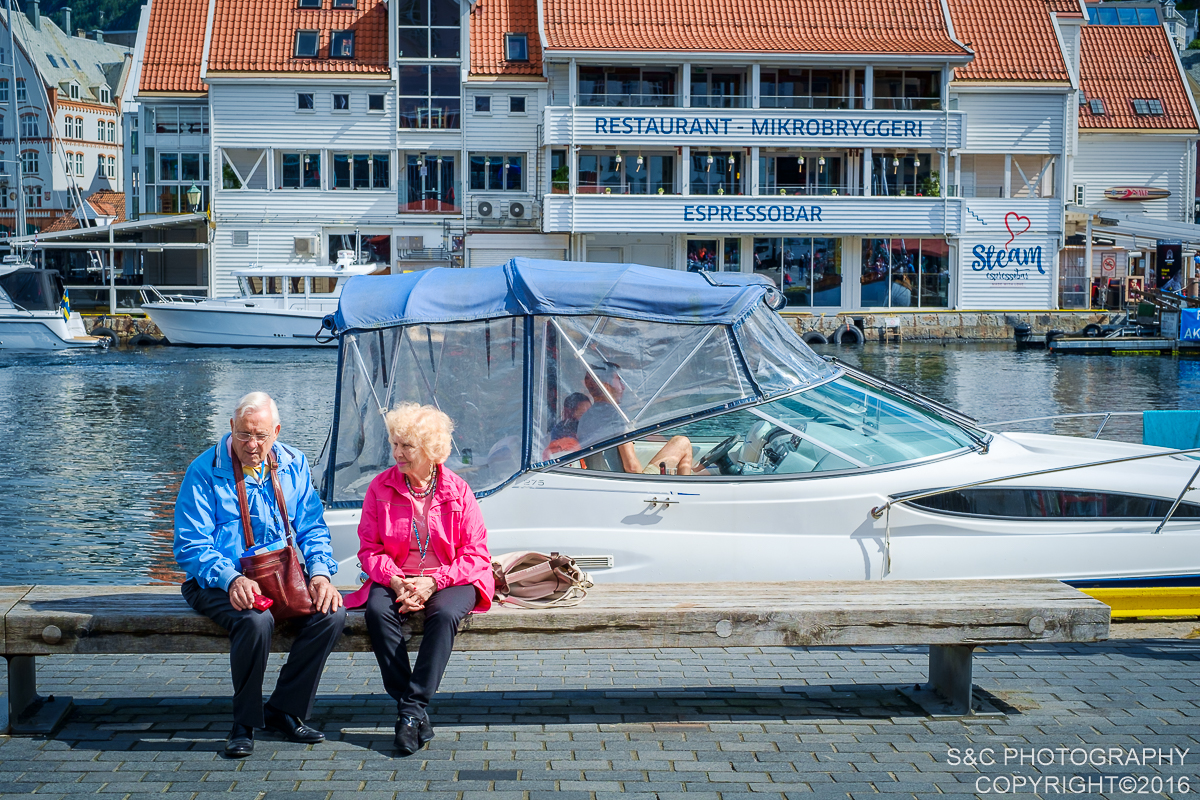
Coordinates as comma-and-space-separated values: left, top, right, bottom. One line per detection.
515, 478, 545, 488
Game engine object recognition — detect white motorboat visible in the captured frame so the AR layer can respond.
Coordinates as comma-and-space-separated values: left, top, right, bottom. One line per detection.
0, 261, 107, 350
314, 259, 1200, 595
140, 252, 382, 347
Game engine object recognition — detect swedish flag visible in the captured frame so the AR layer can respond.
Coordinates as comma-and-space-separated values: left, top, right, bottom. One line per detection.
60, 287, 70, 322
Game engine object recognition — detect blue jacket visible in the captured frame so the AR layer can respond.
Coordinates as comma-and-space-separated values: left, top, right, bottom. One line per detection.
173, 434, 337, 590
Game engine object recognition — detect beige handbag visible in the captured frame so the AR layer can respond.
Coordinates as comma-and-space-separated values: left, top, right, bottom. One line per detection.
491, 551, 593, 608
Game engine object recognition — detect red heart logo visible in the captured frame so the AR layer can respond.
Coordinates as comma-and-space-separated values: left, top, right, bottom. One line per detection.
1004, 212, 1031, 249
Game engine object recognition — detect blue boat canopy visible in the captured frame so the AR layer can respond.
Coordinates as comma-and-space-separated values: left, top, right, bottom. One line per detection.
319, 258, 834, 503
330, 258, 782, 333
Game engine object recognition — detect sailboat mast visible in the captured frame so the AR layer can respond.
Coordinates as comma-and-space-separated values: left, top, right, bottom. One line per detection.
7, 0, 23, 238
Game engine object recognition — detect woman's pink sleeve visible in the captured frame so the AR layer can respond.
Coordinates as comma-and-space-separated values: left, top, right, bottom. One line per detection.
431, 493, 492, 592
359, 483, 402, 585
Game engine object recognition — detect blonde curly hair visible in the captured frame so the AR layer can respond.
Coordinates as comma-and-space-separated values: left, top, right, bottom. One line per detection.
385, 403, 455, 465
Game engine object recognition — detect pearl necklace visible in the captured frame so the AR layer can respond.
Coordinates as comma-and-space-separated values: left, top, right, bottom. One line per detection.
404, 465, 437, 498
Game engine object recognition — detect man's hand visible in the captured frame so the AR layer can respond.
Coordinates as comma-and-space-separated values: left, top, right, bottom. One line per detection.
309, 575, 343, 614
229, 575, 263, 611
397, 576, 436, 613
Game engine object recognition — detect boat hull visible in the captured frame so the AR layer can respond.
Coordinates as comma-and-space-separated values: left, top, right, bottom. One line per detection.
143, 302, 334, 347
0, 312, 106, 350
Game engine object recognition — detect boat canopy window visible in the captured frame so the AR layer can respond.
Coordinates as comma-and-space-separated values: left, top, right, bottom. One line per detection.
909, 488, 1200, 519
0, 269, 59, 312
573, 375, 977, 477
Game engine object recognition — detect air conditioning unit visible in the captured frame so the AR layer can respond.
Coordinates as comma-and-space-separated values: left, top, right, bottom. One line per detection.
477, 200, 495, 218
294, 236, 319, 256
508, 201, 526, 219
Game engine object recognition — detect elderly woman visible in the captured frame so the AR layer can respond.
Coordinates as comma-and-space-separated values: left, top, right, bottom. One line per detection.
343, 403, 494, 756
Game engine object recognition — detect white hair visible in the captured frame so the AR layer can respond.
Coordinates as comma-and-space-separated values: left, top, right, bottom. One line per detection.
233, 392, 280, 426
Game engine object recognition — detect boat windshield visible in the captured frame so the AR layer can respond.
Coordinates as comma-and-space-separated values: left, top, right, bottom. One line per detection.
570, 376, 979, 477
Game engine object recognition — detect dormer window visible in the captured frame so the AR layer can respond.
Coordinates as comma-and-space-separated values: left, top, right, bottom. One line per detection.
1133, 98, 1164, 116
505, 33, 528, 62
68, 82, 79, 100
1089, 98, 1106, 115
294, 30, 320, 58
99, 86, 110, 103
297, 0, 320, 6
330, 30, 354, 57
333, 0, 356, 7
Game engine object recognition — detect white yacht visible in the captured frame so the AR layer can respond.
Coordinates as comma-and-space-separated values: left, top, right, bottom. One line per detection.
0, 261, 107, 350
140, 252, 383, 347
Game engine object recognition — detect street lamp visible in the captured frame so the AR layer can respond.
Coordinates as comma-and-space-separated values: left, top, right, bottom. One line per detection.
185, 182, 201, 212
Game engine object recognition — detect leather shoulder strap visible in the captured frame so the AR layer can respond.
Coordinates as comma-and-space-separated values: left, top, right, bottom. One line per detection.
230, 447, 255, 550
267, 454, 293, 541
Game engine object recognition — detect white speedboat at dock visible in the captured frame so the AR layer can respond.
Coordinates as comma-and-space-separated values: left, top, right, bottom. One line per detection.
0, 261, 107, 350
314, 259, 1200, 605
140, 253, 382, 347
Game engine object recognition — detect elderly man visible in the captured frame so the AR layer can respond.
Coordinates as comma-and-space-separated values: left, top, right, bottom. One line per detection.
174, 391, 345, 758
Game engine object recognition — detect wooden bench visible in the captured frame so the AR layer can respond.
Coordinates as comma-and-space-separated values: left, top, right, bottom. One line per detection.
1, 580, 1109, 735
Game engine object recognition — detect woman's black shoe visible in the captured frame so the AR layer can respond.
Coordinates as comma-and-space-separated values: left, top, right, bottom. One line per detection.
224, 723, 254, 758
394, 716, 422, 755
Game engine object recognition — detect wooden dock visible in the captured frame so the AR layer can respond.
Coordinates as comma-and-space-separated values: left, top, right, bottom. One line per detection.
1049, 337, 1200, 355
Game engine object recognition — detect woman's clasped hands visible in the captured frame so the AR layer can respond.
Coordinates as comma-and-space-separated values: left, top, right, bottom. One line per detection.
390, 574, 436, 612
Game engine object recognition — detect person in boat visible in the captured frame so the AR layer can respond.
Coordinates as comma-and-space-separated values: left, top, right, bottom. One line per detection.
343, 403, 495, 756
173, 392, 345, 759
543, 391, 592, 459
576, 361, 697, 474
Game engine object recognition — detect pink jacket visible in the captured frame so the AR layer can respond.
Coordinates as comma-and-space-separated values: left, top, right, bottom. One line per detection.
343, 465, 494, 612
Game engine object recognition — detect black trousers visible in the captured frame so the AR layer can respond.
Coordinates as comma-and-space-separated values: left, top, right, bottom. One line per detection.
182, 579, 347, 728
363, 582, 476, 719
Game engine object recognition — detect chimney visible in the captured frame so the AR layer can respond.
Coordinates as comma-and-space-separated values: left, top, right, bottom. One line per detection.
76, 28, 84, 37
27, 0, 40, 30
61, 7, 71, 35
92, 30, 103, 43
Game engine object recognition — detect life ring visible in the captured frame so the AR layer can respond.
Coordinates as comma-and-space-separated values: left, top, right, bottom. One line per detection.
834, 324, 864, 345
129, 333, 161, 347
1081, 323, 1103, 337
801, 331, 829, 345
90, 326, 119, 347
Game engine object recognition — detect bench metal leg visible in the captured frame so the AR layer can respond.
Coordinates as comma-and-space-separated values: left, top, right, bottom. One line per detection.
898, 644, 1000, 718
4, 656, 73, 735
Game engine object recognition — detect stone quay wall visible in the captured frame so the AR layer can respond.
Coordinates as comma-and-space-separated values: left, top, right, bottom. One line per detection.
782, 310, 1110, 341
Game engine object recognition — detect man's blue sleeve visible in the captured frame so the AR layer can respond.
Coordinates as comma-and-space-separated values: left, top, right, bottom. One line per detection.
174, 458, 241, 590
290, 454, 337, 579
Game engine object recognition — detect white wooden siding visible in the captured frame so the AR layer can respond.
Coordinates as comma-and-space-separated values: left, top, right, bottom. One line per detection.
464, 86, 544, 152
210, 82, 395, 149
957, 231, 1058, 308
956, 91, 1066, 153
962, 199, 1061, 233
1074, 134, 1192, 222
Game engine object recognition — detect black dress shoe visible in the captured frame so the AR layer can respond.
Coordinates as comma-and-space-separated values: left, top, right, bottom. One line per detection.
263, 704, 325, 744
418, 716, 435, 747
394, 715, 421, 756
224, 723, 254, 758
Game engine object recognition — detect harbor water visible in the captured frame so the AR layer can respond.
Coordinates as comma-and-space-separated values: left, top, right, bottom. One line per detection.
2, 342, 1199, 585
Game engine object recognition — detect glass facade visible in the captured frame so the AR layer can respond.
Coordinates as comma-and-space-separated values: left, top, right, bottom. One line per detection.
860, 238, 950, 308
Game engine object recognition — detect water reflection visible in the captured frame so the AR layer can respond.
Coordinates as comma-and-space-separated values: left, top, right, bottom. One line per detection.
0, 342, 1197, 585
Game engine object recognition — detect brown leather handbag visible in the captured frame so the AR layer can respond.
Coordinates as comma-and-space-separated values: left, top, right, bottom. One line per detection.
232, 450, 316, 621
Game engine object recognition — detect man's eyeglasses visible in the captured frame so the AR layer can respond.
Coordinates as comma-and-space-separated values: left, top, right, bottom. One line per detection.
233, 432, 273, 444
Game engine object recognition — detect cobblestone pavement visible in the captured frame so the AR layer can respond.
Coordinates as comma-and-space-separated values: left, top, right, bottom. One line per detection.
2, 641, 1200, 799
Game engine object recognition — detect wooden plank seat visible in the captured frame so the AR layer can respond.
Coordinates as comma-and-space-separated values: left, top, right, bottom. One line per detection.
0, 580, 1110, 734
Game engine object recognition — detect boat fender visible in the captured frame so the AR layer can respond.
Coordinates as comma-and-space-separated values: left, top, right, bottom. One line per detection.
801, 330, 829, 345
1045, 329, 1065, 345
128, 333, 161, 347
833, 324, 864, 345
90, 326, 119, 347
1081, 323, 1103, 337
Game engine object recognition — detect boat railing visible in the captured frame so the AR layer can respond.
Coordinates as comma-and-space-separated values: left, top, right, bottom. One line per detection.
983, 411, 1142, 440
139, 285, 207, 305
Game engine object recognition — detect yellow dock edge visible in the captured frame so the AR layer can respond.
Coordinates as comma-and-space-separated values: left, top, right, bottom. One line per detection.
1079, 587, 1200, 619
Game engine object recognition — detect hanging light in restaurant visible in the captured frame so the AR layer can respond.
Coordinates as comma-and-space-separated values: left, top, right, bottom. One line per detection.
818, 156, 826, 172
636, 153, 644, 171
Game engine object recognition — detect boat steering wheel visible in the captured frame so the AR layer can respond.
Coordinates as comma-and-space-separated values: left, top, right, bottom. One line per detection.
697, 435, 739, 471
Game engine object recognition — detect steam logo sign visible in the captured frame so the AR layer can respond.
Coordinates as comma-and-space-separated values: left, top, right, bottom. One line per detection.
970, 213, 1045, 284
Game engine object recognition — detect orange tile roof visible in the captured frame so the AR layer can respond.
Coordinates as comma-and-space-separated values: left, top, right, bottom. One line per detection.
1080, 25, 1198, 131
207, 0, 389, 75
471, 0, 543, 76
946, 0, 1070, 82
540, 0, 969, 56
44, 191, 127, 233
139, 0, 208, 94
1046, 0, 1084, 15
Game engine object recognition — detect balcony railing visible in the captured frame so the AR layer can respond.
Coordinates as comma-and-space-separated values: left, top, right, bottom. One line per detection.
690, 94, 750, 109
760, 96, 859, 110
763, 184, 861, 197
580, 93, 678, 108
872, 97, 943, 111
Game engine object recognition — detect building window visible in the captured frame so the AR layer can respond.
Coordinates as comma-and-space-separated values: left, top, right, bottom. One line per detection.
20, 150, 37, 175
97, 119, 105, 140
760, 68, 862, 110
1089, 98, 1106, 115
368, 93, 384, 111
397, 0, 461, 59
108, 121, 116, 142
871, 152, 935, 197
475, 95, 490, 113
578, 66, 677, 108
279, 151, 321, 188
505, 33, 528, 62
68, 82, 79, 99
333, 0, 356, 7
577, 150, 674, 195
221, 148, 268, 189
75, 117, 84, 138
509, 96, 525, 113
760, 153, 848, 197
99, 87, 110, 103
74, 152, 83, 176
750, 238, 843, 307
398, 65, 460, 129
333, 92, 350, 111
328, 232, 390, 265
332, 152, 390, 189
689, 151, 741, 195
871, 69, 940, 111
150, 151, 210, 211
19, 114, 38, 138
550, 149, 568, 194
294, 30, 320, 58
860, 238, 949, 308
690, 67, 747, 109
469, 153, 523, 191
330, 30, 354, 58
404, 153, 458, 212
23, 184, 41, 208
16, 79, 26, 102
297, 0, 320, 6
1132, 98, 1164, 116
107, 155, 116, 178
297, 92, 315, 111
0, 80, 8, 103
